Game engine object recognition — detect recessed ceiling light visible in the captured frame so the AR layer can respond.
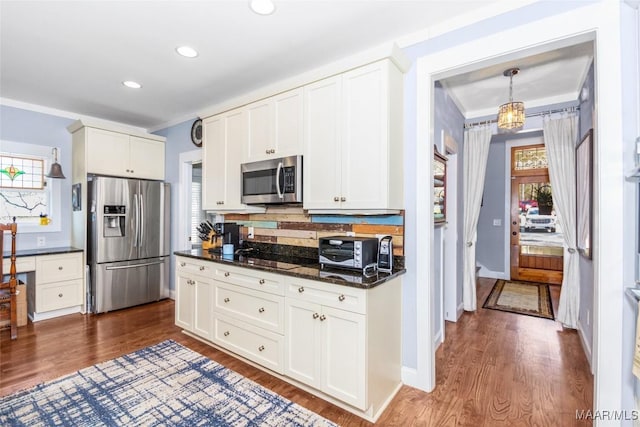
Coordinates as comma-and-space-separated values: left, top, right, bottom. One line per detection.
122, 80, 142, 89
249, 0, 275, 15
176, 46, 198, 58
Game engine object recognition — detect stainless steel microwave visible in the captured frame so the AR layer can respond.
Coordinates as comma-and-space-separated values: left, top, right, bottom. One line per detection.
241, 155, 302, 204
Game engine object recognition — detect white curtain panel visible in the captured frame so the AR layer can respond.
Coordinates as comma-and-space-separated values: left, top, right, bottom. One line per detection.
462, 126, 492, 311
543, 114, 579, 328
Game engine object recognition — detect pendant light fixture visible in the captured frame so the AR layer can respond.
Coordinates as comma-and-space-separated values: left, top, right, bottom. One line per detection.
46, 148, 66, 179
497, 67, 525, 131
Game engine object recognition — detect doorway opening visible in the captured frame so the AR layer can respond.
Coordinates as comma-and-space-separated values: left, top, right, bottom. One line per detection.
190, 162, 205, 249
510, 144, 563, 285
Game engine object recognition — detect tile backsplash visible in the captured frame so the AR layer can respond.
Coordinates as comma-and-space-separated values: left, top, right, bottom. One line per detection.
224, 207, 404, 256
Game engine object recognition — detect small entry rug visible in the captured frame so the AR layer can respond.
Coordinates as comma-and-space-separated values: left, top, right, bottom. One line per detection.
0, 340, 337, 427
483, 280, 555, 320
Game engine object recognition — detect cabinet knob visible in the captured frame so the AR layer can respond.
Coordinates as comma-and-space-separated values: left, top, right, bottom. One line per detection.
224, 297, 230, 303
259, 279, 265, 285
58, 266, 63, 270
224, 272, 230, 277
126, 169, 130, 172
319, 315, 326, 322
333, 196, 339, 202
224, 331, 230, 337
58, 293, 63, 298
297, 286, 304, 293
265, 149, 270, 154
258, 307, 265, 313
199, 266, 205, 271
131, 170, 134, 173
270, 149, 276, 154
258, 345, 265, 352
180, 262, 186, 267
338, 294, 345, 302
340, 196, 346, 202
312, 313, 319, 319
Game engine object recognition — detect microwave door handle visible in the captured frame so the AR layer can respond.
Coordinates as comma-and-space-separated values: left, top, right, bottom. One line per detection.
276, 161, 284, 199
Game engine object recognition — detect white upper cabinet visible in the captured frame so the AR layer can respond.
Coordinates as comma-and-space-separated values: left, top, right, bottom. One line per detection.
202, 108, 264, 212
245, 88, 303, 163
69, 121, 165, 180
303, 60, 404, 212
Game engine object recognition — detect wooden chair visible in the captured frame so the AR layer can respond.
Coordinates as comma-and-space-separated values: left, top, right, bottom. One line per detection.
0, 221, 18, 340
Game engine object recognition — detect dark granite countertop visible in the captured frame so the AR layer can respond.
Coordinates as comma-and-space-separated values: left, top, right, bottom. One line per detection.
3, 246, 83, 258
174, 248, 405, 289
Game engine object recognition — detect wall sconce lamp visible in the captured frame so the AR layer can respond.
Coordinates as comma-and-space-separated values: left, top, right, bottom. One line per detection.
46, 148, 66, 179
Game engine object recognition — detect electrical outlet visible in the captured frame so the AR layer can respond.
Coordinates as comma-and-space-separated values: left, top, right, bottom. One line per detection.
346, 231, 355, 237
37, 236, 46, 247
493, 219, 502, 226
248, 227, 254, 239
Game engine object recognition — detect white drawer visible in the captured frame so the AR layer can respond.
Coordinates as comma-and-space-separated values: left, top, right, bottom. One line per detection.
3, 256, 36, 274
285, 277, 366, 314
36, 253, 83, 284
214, 265, 284, 296
175, 256, 213, 276
36, 279, 83, 312
213, 313, 283, 374
214, 283, 284, 333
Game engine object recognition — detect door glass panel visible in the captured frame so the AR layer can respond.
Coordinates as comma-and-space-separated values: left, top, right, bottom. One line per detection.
513, 146, 548, 171
518, 182, 563, 256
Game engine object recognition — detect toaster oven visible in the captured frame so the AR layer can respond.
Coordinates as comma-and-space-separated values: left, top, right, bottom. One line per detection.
319, 236, 378, 271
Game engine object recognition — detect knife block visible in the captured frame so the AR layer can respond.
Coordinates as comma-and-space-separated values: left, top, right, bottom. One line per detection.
202, 231, 218, 251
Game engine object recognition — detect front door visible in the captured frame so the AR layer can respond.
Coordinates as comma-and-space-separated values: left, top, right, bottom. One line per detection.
509, 145, 563, 285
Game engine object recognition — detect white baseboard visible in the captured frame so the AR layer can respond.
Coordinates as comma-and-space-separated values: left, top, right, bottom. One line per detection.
169, 290, 175, 300
456, 302, 464, 320
477, 265, 507, 280
401, 366, 419, 388
434, 330, 443, 350
577, 319, 593, 373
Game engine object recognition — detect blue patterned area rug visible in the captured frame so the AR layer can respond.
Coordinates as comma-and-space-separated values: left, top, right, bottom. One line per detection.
0, 340, 337, 426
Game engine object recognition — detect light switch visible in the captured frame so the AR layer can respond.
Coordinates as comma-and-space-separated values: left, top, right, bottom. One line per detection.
493, 219, 501, 226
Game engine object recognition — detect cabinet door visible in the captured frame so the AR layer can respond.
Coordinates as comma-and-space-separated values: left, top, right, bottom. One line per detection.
321, 306, 366, 410
341, 62, 389, 209
303, 76, 342, 210
223, 108, 248, 210
175, 273, 194, 331
86, 128, 130, 176
193, 276, 213, 339
246, 100, 272, 163
284, 298, 321, 387
129, 136, 165, 180
202, 115, 226, 209
273, 88, 303, 158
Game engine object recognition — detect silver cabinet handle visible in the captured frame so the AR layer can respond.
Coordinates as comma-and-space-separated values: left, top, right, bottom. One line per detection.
338, 294, 345, 302
58, 293, 63, 298
265, 149, 270, 154
199, 266, 205, 271
312, 313, 319, 319
224, 297, 230, 303
259, 279, 265, 285
258, 345, 265, 352
334, 196, 339, 202
271, 149, 276, 154
298, 287, 304, 293
319, 315, 326, 321
180, 262, 186, 267
224, 272, 230, 277
258, 307, 265, 313
58, 266, 63, 270
340, 196, 346, 202
131, 170, 134, 173
126, 169, 130, 173
224, 331, 230, 337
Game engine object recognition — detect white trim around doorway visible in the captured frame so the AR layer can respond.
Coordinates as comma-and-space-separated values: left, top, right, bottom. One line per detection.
178, 149, 203, 252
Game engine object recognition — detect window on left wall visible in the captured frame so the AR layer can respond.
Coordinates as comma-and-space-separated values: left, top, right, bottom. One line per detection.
0, 141, 62, 233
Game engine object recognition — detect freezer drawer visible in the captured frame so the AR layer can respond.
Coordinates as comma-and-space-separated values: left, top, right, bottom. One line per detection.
91, 257, 168, 313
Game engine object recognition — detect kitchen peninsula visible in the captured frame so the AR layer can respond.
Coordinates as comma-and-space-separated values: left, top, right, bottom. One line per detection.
173, 246, 404, 422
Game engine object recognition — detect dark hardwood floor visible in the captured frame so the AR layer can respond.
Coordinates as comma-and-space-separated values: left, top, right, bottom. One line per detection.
0, 278, 592, 426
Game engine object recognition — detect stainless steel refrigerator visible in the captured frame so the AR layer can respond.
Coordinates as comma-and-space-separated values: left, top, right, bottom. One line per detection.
87, 176, 170, 313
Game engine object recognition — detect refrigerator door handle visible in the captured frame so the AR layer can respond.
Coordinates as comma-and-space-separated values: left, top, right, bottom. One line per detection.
139, 189, 144, 249
133, 193, 139, 248
105, 260, 165, 270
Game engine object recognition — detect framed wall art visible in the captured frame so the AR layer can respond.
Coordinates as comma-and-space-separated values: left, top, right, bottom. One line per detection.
576, 128, 593, 259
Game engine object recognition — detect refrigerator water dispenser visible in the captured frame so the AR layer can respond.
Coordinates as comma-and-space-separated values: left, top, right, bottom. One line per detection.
103, 205, 126, 237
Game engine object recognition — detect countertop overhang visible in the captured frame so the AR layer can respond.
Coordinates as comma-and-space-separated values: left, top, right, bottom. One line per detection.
174, 249, 405, 289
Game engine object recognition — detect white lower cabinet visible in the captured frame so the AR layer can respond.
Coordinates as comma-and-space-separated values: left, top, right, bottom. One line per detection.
175, 259, 213, 340
174, 256, 401, 421
285, 281, 366, 410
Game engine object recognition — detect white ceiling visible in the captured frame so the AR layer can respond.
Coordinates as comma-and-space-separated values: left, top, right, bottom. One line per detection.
0, 1, 592, 131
